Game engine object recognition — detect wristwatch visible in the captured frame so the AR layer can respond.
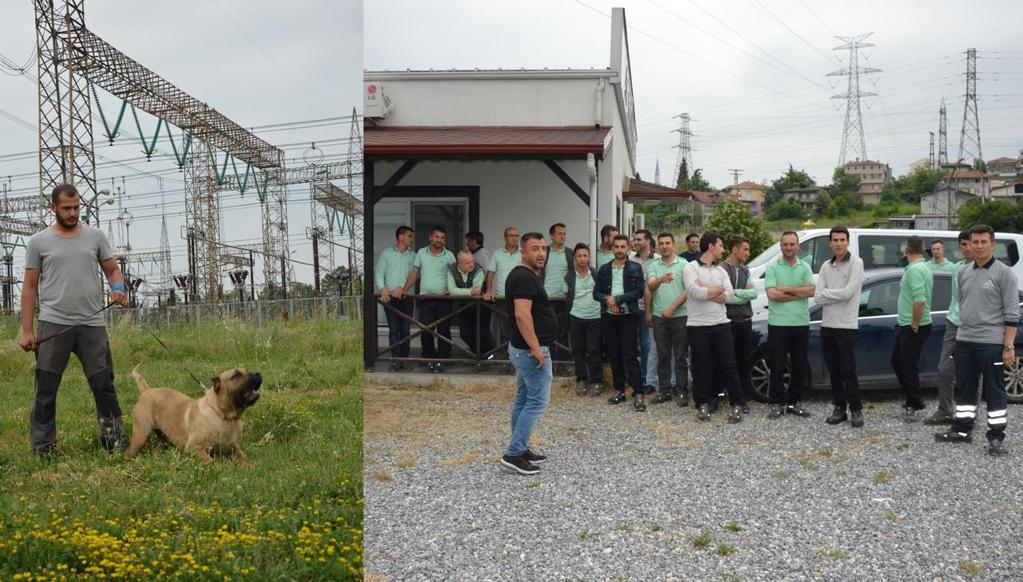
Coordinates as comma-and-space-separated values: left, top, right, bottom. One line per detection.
1004, 345, 1015, 353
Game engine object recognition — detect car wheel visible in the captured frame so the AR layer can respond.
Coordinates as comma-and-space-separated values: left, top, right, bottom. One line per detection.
750, 351, 789, 403
1005, 351, 1023, 404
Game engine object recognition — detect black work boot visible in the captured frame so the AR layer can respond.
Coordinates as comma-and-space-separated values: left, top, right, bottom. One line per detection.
825, 405, 848, 425
634, 393, 647, 412
608, 390, 627, 405
575, 379, 588, 396
98, 416, 127, 453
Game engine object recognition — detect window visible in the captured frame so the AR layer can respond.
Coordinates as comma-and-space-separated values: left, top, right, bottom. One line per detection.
798, 235, 834, 273
859, 235, 909, 269
932, 274, 952, 312
859, 280, 900, 317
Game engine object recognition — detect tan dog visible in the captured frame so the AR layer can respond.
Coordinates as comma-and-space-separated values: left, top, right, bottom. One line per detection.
125, 364, 262, 464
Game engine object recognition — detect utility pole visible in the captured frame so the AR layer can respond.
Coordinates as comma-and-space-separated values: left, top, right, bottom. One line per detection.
312, 230, 321, 296
938, 99, 948, 166
728, 169, 743, 186
929, 132, 936, 169
828, 33, 881, 166
672, 113, 694, 188
958, 48, 983, 168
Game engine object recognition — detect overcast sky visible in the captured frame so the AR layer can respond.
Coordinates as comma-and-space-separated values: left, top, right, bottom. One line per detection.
0, 0, 362, 296
365, 0, 1023, 189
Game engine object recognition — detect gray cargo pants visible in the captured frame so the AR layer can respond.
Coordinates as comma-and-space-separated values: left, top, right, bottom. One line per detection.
31, 322, 122, 451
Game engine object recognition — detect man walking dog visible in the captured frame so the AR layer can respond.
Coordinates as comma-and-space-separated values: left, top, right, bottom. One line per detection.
19, 184, 129, 457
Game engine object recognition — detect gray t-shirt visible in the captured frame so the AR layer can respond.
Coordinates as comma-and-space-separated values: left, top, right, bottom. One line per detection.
25, 225, 114, 326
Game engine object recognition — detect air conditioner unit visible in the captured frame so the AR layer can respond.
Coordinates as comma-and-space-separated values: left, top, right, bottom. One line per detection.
364, 82, 393, 119
633, 213, 645, 231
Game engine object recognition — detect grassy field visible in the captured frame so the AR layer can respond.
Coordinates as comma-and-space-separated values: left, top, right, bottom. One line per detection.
0, 316, 363, 580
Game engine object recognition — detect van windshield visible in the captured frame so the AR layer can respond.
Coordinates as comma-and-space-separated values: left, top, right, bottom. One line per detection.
748, 241, 780, 269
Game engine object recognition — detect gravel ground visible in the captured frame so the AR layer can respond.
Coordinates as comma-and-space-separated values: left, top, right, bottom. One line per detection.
365, 377, 1023, 581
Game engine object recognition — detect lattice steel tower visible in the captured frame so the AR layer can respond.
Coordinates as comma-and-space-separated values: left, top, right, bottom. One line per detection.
828, 33, 880, 166
672, 113, 693, 188
938, 99, 948, 165
958, 48, 982, 166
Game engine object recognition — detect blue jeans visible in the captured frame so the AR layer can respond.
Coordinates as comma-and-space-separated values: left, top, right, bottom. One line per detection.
506, 345, 553, 457
952, 341, 1009, 442
384, 296, 413, 358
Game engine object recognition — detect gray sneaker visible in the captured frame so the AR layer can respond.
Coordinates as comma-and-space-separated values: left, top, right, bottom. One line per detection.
922, 412, 953, 425
590, 382, 604, 397
767, 404, 785, 420
727, 405, 743, 424
575, 379, 588, 396
903, 407, 921, 423
98, 416, 127, 453
696, 403, 711, 421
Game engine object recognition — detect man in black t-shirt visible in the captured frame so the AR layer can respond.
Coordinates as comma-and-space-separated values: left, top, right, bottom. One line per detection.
499, 233, 556, 476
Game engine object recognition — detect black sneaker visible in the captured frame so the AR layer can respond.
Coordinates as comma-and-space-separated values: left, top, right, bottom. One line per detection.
696, 403, 711, 421
432, 362, 445, 374
423, 361, 434, 372
33, 443, 56, 459
500, 454, 540, 475
934, 431, 972, 444
727, 405, 742, 424
786, 404, 811, 418
903, 406, 920, 423
388, 361, 402, 372
575, 379, 588, 396
988, 440, 1007, 457
850, 409, 864, 428
825, 406, 848, 425
590, 382, 604, 397
608, 390, 627, 405
767, 404, 784, 420
522, 449, 547, 464
676, 391, 691, 408
98, 417, 127, 453
740, 402, 751, 415
651, 393, 673, 405
634, 393, 647, 412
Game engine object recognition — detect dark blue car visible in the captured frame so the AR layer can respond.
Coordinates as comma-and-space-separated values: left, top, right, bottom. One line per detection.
749, 269, 1023, 403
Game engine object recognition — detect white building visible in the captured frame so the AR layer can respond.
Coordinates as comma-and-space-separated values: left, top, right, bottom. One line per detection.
362, 8, 640, 369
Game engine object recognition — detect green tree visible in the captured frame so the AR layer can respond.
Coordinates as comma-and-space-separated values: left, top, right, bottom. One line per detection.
881, 166, 944, 204
957, 199, 1023, 231
705, 200, 774, 257
678, 168, 715, 192
826, 167, 863, 216
288, 282, 317, 299
765, 197, 804, 221
766, 165, 816, 210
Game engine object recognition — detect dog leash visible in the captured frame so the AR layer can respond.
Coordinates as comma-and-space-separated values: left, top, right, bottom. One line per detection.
34, 302, 118, 347
143, 327, 208, 394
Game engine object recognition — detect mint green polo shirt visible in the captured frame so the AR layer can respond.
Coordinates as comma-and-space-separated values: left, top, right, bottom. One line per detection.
568, 270, 601, 320
898, 257, 934, 326
447, 269, 485, 296
596, 248, 614, 269
543, 246, 569, 298
374, 245, 414, 291
926, 259, 957, 273
648, 256, 687, 318
412, 247, 456, 295
765, 256, 814, 326
487, 247, 521, 297
947, 260, 965, 326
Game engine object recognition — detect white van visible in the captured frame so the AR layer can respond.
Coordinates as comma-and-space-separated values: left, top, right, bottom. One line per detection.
745, 228, 1023, 319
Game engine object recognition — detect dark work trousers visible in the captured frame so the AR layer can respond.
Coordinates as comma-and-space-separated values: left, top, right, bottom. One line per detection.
688, 323, 742, 406
768, 325, 810, 406
552, 301, 570, 360
821, 327, 861, 411
602, 313, 646, 394
384, 296, 414, 358
951, 341, 1008, 443
418, 299, 453, 360
568, 315, 603, 383
652, 315, 689, 396
31, 322, 122, 451
730, 320, 753, 400
890, 324, 932, 409
457, 299, 494, 357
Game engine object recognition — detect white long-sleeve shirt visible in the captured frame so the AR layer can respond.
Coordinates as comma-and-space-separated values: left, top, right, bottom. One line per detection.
814, 254, 864, 330
682, 259, 734, 327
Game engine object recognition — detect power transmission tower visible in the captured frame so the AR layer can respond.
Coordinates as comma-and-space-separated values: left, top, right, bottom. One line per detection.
828, 33, 881, 166
347, 110, 365, 280
938, 99, 948, 165
958, 48, 983, 167
728, 169, 743, 185
672, 113, 693, 188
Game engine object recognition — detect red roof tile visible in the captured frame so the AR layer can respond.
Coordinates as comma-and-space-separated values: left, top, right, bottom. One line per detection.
622, 177, 678, 195
364, 126, 610, 158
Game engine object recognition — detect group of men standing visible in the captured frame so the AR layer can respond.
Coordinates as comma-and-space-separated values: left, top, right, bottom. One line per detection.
376, 222, 1016, 474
